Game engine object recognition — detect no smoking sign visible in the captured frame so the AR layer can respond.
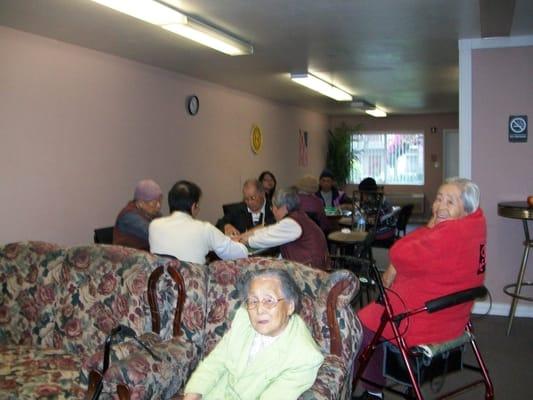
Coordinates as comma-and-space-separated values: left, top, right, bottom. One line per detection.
508, 115, 528, 142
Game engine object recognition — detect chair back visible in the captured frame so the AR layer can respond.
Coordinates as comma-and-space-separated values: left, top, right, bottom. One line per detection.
305, 211, 320, 227
222, 202, 242, 215
0, 242, 175, 351
94, 226, 114, 244
395, 204, 414, 238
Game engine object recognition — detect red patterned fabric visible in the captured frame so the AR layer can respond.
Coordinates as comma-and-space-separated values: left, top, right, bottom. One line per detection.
358, 208, 486, 346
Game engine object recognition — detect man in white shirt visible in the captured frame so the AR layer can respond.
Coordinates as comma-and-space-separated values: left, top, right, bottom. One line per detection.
149, 181, 248, 264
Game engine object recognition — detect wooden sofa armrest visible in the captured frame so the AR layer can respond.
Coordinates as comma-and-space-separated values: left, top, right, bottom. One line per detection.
327, 279, 353, 356
167, 264, 186, 337
147, 262, 186, 337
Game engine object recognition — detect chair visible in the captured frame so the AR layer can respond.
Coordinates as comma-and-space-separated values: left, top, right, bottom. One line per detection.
222, 201, 242, 215
353, 261, 494, 399
94, 226, 114, 244
396, 204, 415, 238
305, 211, 321, 227
331, 229, 377, 308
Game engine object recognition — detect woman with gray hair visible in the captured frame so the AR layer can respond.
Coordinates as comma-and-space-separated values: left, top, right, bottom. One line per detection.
183, 268, 324, 400
354, 177, 487, 400
237, 187, 329, 270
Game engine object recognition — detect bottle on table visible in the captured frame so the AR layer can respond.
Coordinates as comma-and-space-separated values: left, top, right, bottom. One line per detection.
356, 214, 366, 232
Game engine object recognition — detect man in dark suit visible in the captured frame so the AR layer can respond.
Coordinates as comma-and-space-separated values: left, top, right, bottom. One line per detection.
216, 179, 276, 236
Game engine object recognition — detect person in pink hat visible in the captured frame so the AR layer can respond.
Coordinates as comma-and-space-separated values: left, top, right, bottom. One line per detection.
113, 179, 162, 250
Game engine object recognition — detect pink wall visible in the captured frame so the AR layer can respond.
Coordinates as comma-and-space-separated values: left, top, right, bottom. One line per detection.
472, 46, 533, 304
329, 114, 458, 217
0, 27, 328, 246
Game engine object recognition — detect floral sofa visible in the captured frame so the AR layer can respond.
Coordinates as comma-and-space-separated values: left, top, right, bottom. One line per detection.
0, 241, 183, 399
93, 257, 363, 400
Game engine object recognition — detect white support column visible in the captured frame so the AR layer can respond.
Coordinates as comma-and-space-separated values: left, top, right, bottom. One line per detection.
458, 39, 472, 179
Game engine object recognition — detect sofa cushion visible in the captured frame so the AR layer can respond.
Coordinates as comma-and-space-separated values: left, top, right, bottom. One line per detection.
82, 259, 208, 399
0, 345, 86, 399
0, 241, 184, 398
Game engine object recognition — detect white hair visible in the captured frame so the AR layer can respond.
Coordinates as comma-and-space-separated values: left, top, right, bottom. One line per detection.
444, 177, 480, 214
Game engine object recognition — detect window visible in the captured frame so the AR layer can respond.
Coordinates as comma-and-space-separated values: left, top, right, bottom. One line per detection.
350, 132, 424, 185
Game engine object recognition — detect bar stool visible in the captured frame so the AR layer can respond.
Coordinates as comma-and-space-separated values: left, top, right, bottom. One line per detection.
497, 201, 533, 335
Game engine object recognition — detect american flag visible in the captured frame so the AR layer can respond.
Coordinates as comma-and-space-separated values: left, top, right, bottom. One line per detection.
298, 129, 308, 167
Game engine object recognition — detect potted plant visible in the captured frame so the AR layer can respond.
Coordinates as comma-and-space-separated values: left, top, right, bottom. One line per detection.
325, 123, 361, 186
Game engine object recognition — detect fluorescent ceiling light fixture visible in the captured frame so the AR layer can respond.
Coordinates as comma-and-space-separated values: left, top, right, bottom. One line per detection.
365, 108, 387, 117
163, 18, 253, 56
91, 0, 186, 25
91, 0, 253, 56
351, 99, 375, 110
290, 73, 353, 101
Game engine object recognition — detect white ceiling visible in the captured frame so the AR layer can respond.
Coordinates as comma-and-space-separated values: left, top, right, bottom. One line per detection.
1, 0, 532, 116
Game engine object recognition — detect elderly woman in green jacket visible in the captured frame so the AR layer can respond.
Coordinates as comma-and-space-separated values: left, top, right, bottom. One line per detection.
183, 268, 324, 400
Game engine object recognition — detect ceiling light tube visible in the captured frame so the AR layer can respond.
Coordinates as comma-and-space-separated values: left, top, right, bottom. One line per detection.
163, 18, 253, 56
365, 108, 388, 117
91, 0, 253, 56
91, 0, 187, 25
290, 73, 353, 101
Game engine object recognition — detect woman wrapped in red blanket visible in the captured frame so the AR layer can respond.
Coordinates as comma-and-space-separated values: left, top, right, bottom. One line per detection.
354, 177, 486, 400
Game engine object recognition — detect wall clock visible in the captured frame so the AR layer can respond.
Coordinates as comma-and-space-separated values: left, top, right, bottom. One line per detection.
187, 95, 199, 116
250, 124, 262, 154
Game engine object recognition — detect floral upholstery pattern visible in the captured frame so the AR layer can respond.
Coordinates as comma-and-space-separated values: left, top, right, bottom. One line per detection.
91, 257, 362, 400
0, 345, 86, 399
0, 241, 179, 399
87, 258, 208, 399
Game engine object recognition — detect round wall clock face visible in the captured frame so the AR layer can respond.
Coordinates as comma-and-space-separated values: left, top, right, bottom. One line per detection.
187, 95, 199, 115
251, 125, 262, 154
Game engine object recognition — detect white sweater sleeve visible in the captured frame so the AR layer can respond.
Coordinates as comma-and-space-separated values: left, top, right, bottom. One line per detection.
206, 223, 249, 260
248, 218, 302, 248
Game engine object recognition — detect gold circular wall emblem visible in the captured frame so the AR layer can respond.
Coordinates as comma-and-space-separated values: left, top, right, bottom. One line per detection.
250, 125, 262, 154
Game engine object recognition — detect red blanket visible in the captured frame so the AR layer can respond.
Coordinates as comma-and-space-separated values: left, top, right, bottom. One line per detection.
358, 208, 486, 346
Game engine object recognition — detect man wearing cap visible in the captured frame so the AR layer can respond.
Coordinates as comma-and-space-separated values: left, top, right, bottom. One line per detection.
358, 177, 396, 244
296, 175, 330, 232
113, 179, 163, 251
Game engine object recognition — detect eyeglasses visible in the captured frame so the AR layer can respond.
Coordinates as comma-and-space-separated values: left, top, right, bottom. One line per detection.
245, 297, 285, 310
244, 195, 259, 202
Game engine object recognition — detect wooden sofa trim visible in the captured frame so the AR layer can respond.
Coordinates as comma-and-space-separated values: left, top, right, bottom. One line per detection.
148, 265, 165, 334
147, 263, 186, 337
117, 384, 130, 400
167, 263, 186, 337
87, 370, 103, 400
326, 279, 352, 356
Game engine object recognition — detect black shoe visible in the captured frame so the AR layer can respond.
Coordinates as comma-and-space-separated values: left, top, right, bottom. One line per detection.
352, 391, 383, 400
